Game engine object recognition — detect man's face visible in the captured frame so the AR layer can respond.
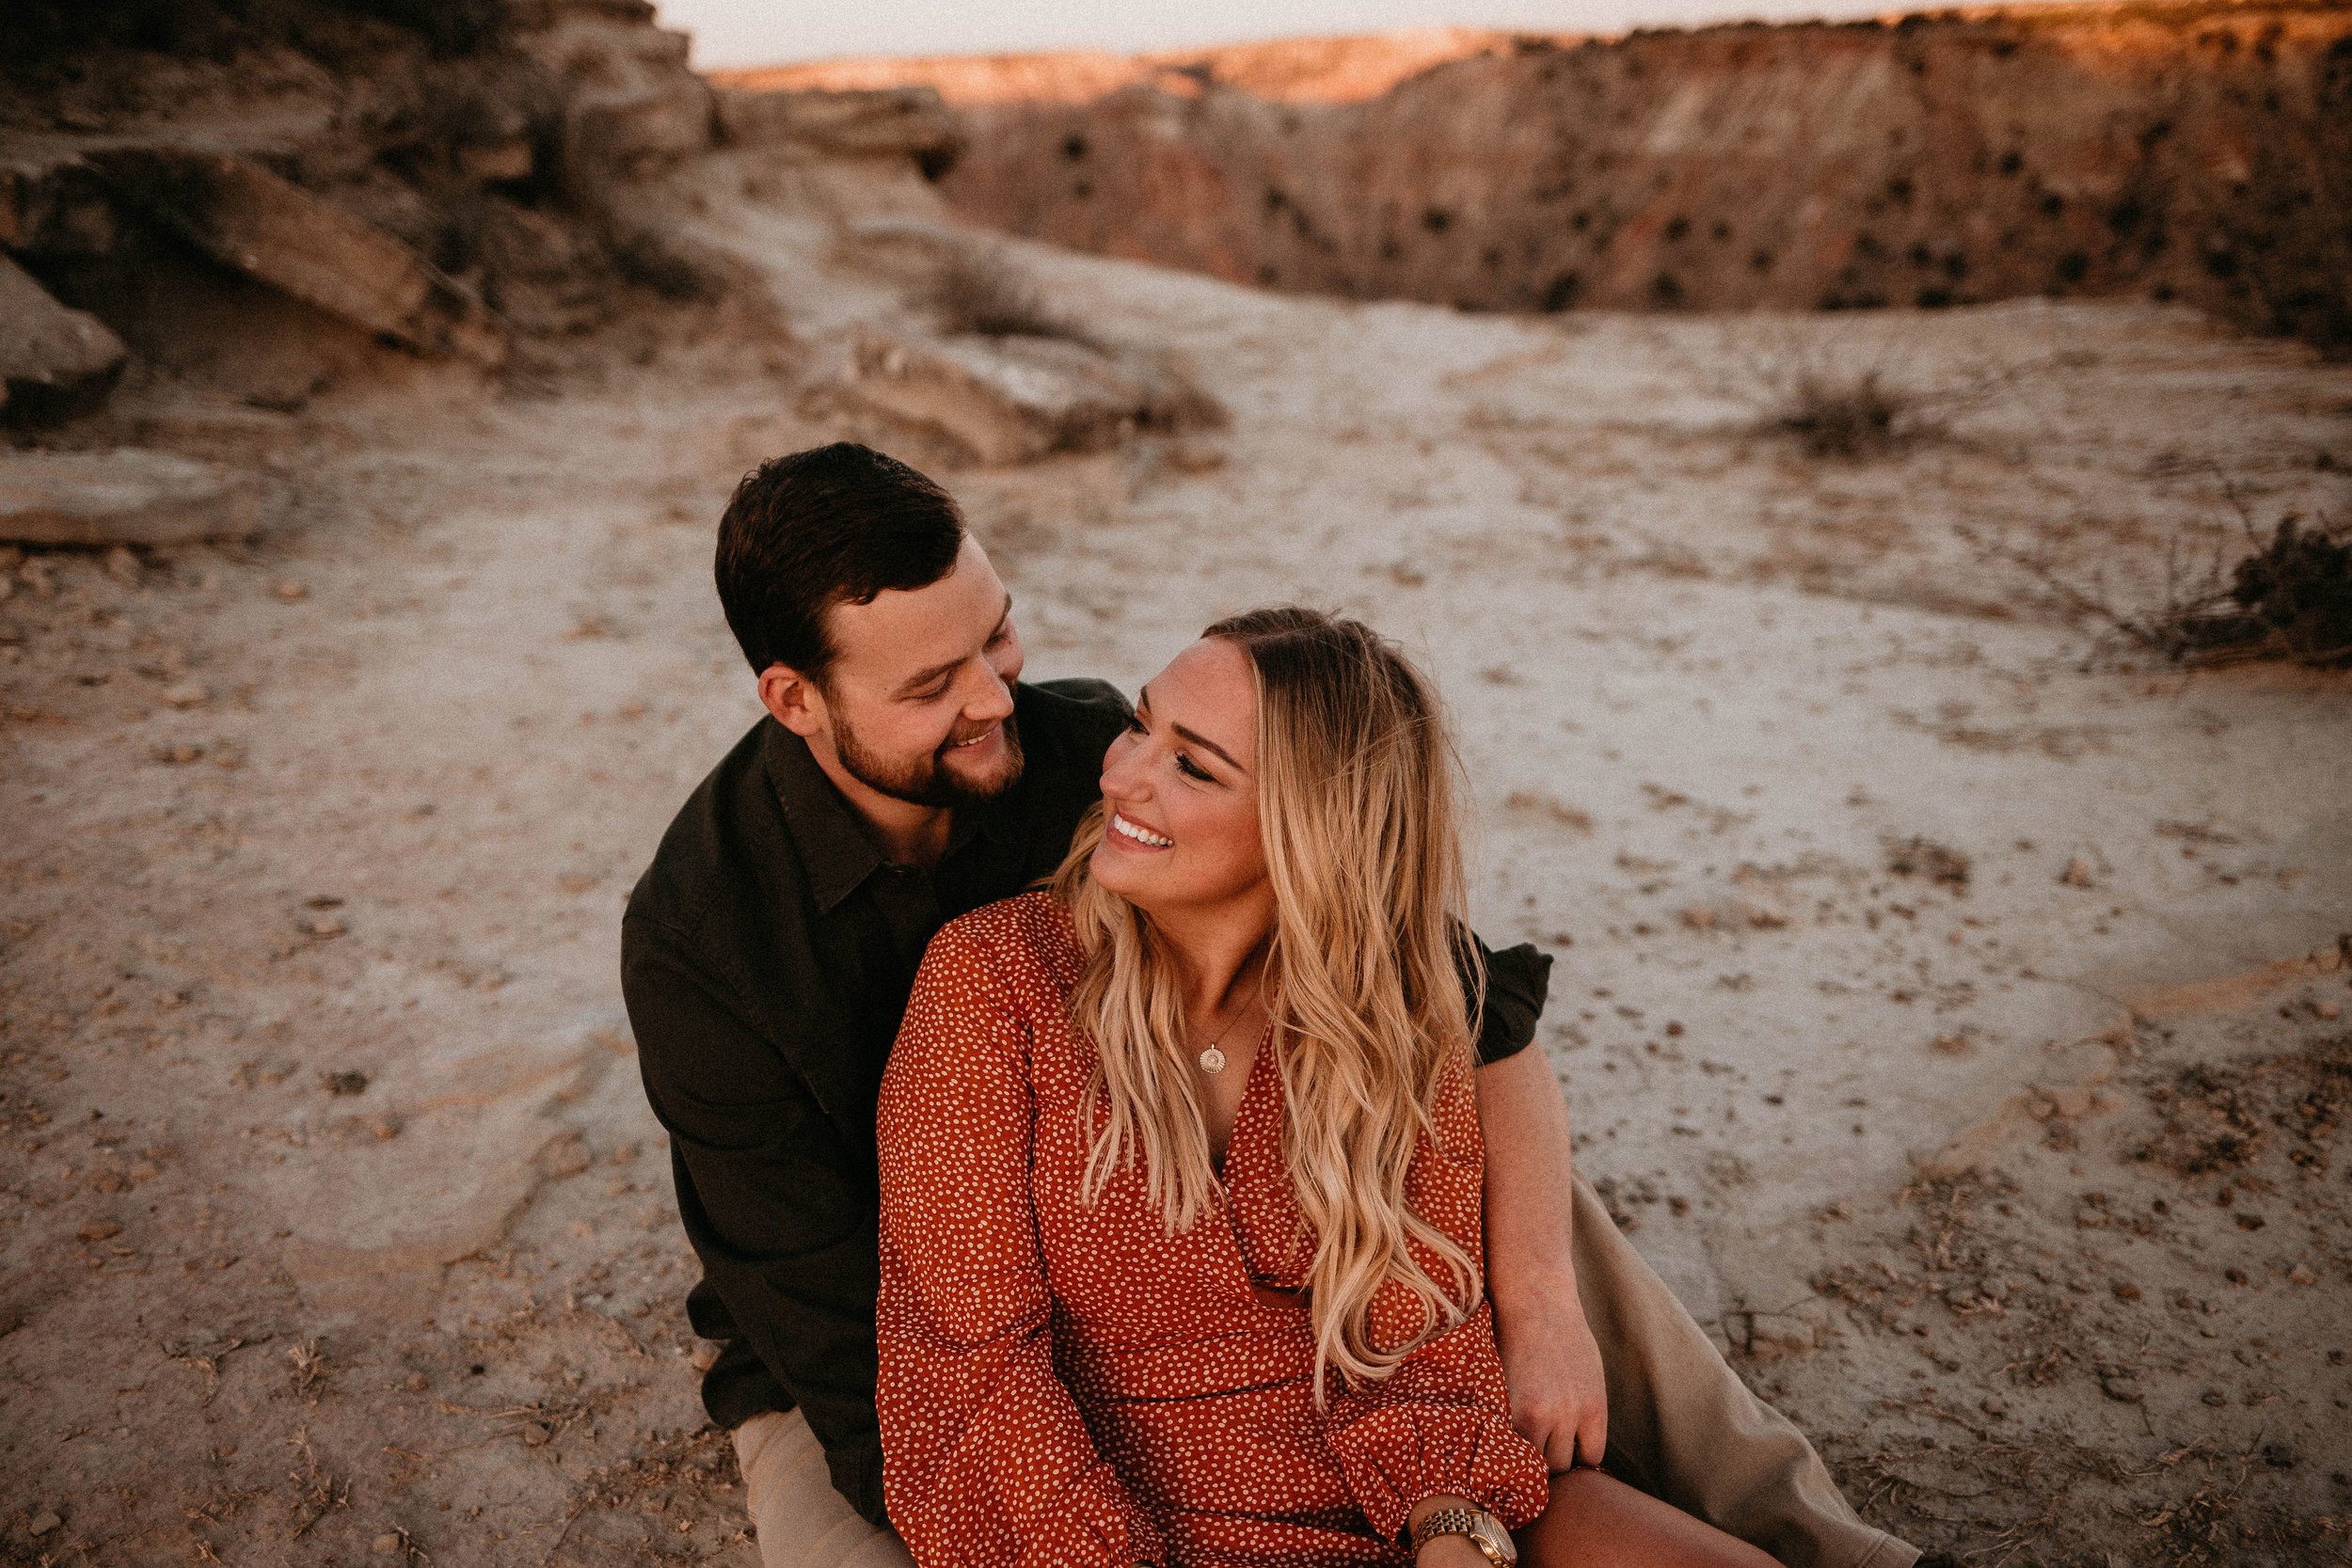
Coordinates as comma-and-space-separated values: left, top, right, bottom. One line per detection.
807, 537, 1026, 808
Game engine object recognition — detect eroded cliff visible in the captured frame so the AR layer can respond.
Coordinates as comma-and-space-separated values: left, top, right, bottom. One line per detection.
751, 3, 2352, 354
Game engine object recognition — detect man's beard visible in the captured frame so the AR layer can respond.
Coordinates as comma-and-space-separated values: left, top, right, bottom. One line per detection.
833, 708, 1025, 809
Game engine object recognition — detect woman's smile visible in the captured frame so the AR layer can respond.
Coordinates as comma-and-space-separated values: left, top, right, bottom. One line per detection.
1105, 809, 1173, 850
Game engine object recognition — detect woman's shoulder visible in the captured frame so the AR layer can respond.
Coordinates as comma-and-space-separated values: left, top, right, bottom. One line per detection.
926, 891, 1080, 981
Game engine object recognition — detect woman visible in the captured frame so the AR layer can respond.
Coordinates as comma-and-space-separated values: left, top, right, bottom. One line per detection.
876, 609, 1776, 1568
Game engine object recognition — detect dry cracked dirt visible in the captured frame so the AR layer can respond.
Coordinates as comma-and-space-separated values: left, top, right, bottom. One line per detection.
4, 216, 2351, 1566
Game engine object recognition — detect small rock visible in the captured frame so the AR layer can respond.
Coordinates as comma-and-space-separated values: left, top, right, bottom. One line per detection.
273, 579, 308, 602
534, 1131, 594, 1180
305, 914, 345, 938
28, 1511, 61, 1538
2113, 1281, 2141, 1301
321, 1069, 369, 1096
0, 449, 262, 547
2288, 1264, 2316, 1286
405, 1371, 428, 1391
2058, 857, 2094, 888
1162, 440, 1226, 475
0, 253, 125, 426
2098, 1371, 2144, 1403
151, 743, 204, 766
77, 1220, 122, 1241
2319, 1002, 2343, 1022
2202, 1388, 2228, 1406
103, 546, 140, 584
373, 1532, 403, 1554
162, 681, 209, 709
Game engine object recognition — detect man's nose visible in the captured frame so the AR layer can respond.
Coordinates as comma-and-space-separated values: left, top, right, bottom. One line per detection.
961, 658, 1015, 722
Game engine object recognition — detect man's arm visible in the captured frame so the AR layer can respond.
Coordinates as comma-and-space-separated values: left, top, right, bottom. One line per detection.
1476, 1041, 1610, 1471
622, 919, 892, 1524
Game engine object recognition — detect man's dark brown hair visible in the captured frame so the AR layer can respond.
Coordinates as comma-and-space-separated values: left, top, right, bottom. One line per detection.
714, 443, 966, 686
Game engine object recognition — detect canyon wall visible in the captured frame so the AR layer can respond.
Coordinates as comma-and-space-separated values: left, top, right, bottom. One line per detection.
747, 3, 2352, 353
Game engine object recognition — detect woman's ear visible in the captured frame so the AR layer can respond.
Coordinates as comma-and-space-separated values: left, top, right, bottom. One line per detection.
758, 664, 826, 737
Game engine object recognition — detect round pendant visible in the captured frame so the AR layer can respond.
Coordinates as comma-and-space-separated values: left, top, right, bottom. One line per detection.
1197, 1046, 1227, 1075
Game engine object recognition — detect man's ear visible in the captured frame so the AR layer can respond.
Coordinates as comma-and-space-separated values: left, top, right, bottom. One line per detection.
757, 664, 826, 738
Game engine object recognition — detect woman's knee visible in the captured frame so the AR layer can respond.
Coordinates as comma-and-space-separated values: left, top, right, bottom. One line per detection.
1516, 1468, 1782, 1568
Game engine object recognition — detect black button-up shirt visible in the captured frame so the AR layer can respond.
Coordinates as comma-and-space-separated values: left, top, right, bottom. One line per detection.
620, 678, 1549, 1525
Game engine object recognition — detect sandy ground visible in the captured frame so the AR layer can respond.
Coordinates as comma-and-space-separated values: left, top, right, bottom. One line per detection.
3, 184, 2350, 1565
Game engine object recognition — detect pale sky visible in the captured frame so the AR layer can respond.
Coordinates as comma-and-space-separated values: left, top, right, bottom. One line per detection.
657, 0, 1915, 70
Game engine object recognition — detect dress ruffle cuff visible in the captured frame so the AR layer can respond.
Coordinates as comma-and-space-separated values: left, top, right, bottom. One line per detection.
1327, 1403, 1551, 1546
1011, 1474, 1167, 1568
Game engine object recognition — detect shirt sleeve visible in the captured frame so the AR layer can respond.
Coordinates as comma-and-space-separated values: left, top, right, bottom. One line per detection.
875, 922, 1165, 1568
1462, 928, 1552, 1067
621, 915, 890, 1522
1322, 1054, 1551, 1543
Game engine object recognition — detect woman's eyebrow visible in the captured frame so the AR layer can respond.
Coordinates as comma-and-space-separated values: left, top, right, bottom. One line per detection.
1169, 723, 1242, 772
1136, 684, 1243, 770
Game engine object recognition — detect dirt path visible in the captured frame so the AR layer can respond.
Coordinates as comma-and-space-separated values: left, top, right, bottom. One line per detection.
4, 215, 2349, 1564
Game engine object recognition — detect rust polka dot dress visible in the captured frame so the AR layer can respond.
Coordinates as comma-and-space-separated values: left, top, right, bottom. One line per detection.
877, 894, 1549, 1567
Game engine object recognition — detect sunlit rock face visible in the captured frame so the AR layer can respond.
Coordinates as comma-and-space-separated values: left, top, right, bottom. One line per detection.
742, 7, 2352, 354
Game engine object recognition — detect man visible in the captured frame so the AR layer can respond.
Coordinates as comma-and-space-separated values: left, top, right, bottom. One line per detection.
621, 443, 1913, 1568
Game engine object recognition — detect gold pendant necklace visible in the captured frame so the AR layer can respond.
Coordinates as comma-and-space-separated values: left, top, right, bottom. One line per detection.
1197, 1027, 1232, 1076
1196, 1008, 1253, 1075
1196, 958, 1269, 1075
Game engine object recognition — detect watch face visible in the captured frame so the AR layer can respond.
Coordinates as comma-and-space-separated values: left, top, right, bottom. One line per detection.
1470, 1515, 1518, 1565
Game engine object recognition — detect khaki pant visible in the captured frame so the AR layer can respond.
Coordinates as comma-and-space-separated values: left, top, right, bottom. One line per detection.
1568, 1174, 1915, 1568
735, 1406, 916, 1568
736, 1173, 1915, 1568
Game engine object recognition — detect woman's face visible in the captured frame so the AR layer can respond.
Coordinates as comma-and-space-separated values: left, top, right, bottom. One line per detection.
1091, 638, 1268, 916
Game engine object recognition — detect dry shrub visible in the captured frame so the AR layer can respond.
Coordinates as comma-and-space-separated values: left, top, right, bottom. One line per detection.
2154, 515, 2352, 667
2005, 486, 2352, 669
1773, 370, 1921, 457
928, 245, 1096, 346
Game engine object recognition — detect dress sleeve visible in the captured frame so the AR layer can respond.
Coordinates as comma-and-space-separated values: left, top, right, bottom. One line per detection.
1322, 1054, 1552, 1544
875, 920, 1165, 1568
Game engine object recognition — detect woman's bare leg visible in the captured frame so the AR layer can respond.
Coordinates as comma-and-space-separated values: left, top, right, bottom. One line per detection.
1517, 1468, 1782, 1568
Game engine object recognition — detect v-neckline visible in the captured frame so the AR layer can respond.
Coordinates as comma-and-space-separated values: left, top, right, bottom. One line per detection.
1211, 1030, 1311, 1309
1208, 1021, 1278, 1181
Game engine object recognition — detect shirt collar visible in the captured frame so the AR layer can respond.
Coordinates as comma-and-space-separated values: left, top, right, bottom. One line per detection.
761, 718, 1024, 911
763, 721, 886, 914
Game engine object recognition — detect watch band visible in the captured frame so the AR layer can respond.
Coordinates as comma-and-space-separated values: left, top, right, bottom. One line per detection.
1410, 1507, 1512, 1565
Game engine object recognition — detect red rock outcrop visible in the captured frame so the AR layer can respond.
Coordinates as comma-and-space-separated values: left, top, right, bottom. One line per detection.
756, 3, 2352, 353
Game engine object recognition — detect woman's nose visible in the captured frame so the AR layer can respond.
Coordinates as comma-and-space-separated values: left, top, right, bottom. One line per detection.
1099, 736, 1149, 800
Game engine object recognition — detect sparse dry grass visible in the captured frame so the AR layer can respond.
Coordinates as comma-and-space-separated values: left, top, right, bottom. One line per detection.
927, 245, 1097, 345
1774, 370, 1919, 457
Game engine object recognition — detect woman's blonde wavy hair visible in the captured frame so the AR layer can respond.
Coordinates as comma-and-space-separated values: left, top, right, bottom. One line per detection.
1048, 606, 1483, 1397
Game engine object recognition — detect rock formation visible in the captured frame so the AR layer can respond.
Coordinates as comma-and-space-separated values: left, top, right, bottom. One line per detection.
757, 2, 2352, 356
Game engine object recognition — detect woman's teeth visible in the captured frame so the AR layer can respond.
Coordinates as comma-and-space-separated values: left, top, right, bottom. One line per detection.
1110, 811, 1172, 848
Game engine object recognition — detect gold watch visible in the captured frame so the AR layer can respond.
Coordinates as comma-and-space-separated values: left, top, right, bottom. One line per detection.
1410, 1506, 1518, 1565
